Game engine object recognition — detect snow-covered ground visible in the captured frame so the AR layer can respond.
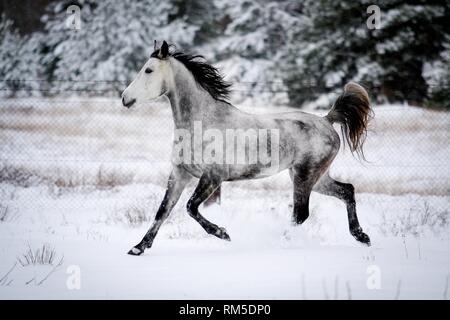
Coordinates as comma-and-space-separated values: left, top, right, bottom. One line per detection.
0, 98, 449, 299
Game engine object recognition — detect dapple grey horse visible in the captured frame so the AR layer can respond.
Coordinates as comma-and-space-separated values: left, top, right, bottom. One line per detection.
122, 41, 372, 255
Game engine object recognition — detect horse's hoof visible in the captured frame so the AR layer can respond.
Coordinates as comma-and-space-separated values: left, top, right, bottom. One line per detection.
127, 247, 144, 256
353, 230, 371, 246
215, 227, 231, 241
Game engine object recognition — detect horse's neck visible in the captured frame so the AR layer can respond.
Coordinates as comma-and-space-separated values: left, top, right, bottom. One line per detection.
166, 62, 216, 128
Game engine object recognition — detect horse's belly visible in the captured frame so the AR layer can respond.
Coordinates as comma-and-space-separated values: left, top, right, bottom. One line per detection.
224, 164, 289, 181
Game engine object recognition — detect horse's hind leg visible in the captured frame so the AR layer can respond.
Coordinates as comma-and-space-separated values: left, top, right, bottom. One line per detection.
313, 174, 371, 245
290, 164, 323, 225
187, 173, 230, 241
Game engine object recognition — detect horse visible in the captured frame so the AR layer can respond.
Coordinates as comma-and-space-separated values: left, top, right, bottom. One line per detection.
121, 41, 372, 256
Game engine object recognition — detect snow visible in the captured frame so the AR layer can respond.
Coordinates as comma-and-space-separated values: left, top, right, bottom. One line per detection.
0, 182, 448, 299
0, 98, 449, 299
0, 180, 450, 299
1, 0, 448, 299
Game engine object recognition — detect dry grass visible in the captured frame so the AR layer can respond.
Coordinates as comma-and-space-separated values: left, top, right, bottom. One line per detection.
122, 206, 151, 227
0, 163, 134, 190
17, 243, 62, 267
0, 205, 9, 222
94, 166, 134, 189
373, 109, 450, 132
53, 166, 134, 190
379, 200, 449, 237
109, 203, 152, 228
0, 164, 43, 187
0, 262, 17, 286
0, 99, 449, 196
12, 243, 65, 286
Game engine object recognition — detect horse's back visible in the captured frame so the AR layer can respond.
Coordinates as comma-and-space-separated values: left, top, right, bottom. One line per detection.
216, 106, 340, 162
264, 111, 340, 165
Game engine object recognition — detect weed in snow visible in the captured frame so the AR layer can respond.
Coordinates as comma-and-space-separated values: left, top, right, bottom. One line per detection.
0, 205, 19, 223
402, 235, 409, 259
379, 200, 449, 237
1, 163, 135, 194
16, 244, 64, 286
107, 202, 153, 228
333, 276, 338, 300
17, 243, 61, 267
0, 205, 9, 222
0, 244, 64, 287
0, 164, 42, 188
0, 262, 17, 286
345, 281, 352, 300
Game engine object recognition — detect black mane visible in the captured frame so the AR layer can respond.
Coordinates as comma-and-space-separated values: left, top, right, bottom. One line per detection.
151, 48, 231, 102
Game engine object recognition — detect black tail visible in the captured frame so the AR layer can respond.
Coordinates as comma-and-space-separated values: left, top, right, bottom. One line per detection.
326, 82, 373, 159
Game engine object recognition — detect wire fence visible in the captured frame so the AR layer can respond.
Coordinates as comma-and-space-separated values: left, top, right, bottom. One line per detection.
0, 94, 449, 213
1, 79, 449, 97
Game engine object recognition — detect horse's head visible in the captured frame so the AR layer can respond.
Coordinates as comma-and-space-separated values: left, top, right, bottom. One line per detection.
121, 41, 172, 108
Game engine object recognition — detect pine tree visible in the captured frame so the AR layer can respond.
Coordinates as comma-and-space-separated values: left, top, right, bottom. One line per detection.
168, 0, 222, 45
0, 15, 21, 95
207, 0, 305, 105
40, 0, 220, 95
424, 38, 450, 108
2, 0, 447, 107
0, 14, 44, 97
284, 0, 450, 107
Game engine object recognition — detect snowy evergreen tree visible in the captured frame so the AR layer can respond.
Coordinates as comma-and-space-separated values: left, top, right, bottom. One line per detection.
0, 15, 21, 95
0, 14, 44, 96
424, 38, 450, 108
207, 0, 306, 105
284, 0, 450, 107
168, 0, 222, 45
39, 0, 221, 95
0, 0, 448, 107
41, 1, 180, 95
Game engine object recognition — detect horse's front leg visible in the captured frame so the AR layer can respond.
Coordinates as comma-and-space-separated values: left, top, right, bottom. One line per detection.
128, 167, 192, 256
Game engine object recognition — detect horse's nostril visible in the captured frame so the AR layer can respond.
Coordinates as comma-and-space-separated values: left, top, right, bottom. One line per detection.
122, 97, 136, 108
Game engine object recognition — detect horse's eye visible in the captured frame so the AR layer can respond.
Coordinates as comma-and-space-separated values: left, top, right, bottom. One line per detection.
145, 68, 153, 74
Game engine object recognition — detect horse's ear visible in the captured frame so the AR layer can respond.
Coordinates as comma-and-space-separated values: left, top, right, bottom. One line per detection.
160, 40, 169, 58
153, 40, 157, 52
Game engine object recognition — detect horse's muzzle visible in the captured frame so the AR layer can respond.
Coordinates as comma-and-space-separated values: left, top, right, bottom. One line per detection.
122, 97, 136, 108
